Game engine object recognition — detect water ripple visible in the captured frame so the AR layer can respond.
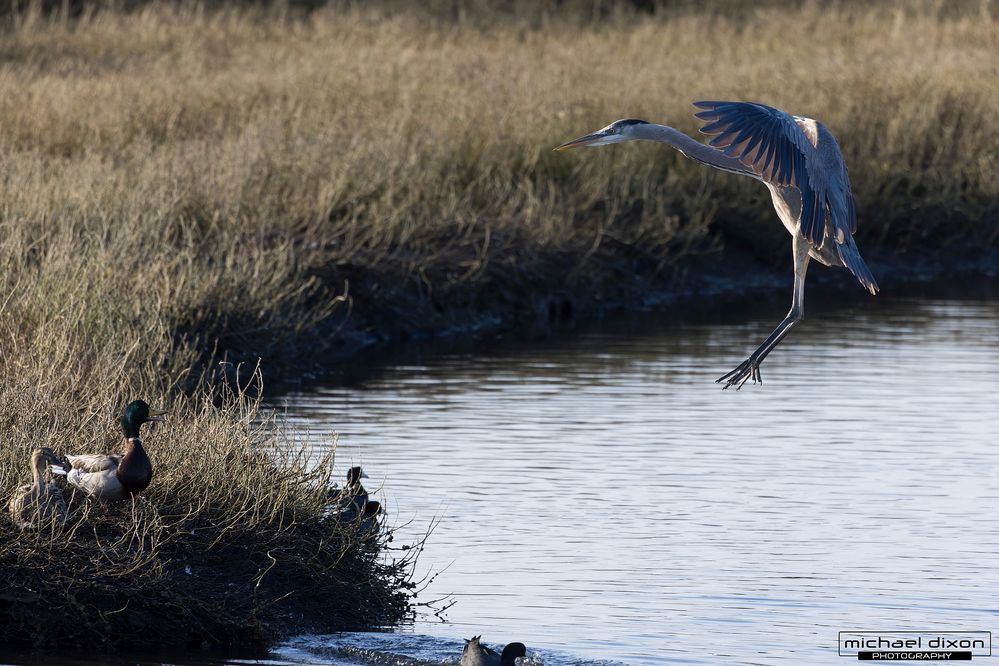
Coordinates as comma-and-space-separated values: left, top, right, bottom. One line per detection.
273, 295, 999, 665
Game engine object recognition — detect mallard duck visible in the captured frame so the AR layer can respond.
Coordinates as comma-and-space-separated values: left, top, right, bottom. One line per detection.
337, 465, 382, 523
59, 400, 166, 501
8, 447, 68, 529
460, 636, 527, 666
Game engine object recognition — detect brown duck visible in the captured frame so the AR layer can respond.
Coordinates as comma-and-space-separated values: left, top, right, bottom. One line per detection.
8, 447, 68, 528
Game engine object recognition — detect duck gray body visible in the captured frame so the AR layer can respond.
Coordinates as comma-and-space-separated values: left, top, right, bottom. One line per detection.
65, 443, 145, 501
460, 636, 527, 666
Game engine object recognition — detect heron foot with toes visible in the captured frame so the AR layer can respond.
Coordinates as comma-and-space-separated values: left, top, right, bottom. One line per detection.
717, 358, 762, 390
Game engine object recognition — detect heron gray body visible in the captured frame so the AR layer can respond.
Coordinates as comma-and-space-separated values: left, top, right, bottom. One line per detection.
556, 101, 878, 388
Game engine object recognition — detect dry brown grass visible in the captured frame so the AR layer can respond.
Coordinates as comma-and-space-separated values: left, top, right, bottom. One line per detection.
1, 3, 996, 362
0, 0, 996, 649
3, 4, 995, 346
0, 374, 417, 648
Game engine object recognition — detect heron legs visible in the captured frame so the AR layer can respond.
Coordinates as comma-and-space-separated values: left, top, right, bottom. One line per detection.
718, 235, 811, 389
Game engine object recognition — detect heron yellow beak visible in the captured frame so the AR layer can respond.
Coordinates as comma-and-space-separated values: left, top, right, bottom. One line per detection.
554, 131, 605, 152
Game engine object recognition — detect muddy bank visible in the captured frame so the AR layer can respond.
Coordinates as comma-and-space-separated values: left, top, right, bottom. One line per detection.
1, 508, 413, 652
223, 238, 999, 390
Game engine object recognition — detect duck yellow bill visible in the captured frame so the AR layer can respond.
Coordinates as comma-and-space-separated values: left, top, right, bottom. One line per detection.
554, 131, 604, 152
148, 409, 168, 422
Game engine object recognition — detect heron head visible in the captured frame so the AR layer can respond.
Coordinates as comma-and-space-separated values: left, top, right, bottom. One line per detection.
555, 118, 650, 151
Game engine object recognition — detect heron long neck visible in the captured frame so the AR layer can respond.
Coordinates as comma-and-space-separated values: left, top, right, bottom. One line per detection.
631, 123, 757, 178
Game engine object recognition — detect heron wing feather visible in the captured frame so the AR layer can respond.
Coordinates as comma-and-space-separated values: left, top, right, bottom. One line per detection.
693, 101, 827, 246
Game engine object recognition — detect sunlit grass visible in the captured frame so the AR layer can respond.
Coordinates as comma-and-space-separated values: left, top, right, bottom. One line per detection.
2, 5, 995, 376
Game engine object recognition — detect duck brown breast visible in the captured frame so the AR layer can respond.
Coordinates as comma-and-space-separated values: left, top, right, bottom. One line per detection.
116, 439, 153, 494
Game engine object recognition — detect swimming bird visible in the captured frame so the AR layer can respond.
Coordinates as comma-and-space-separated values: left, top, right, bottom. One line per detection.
556, 101, 879, 388
8, 447, 68, 529
460, 636, 527, 666
336, 466, 382, 524
57, 400, 166, 501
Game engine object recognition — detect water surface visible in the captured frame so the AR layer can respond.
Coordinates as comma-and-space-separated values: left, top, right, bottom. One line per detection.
271, 290, 999, 665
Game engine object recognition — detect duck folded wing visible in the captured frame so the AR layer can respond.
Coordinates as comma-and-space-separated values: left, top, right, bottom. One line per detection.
66, 454, 120, 472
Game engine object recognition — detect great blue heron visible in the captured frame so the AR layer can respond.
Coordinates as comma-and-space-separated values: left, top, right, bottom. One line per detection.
555, 101, 878, 389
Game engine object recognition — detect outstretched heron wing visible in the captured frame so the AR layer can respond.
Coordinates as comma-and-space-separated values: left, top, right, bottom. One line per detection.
692, 101, 826, 246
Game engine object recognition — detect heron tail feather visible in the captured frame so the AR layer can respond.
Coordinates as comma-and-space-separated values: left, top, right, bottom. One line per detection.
837, 240, 879, 295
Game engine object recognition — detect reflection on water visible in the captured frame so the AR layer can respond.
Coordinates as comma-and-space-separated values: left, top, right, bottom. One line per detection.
271, 291, 999, 665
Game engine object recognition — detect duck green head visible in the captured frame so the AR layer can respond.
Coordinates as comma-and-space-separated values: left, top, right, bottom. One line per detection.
121, 400, 167, 440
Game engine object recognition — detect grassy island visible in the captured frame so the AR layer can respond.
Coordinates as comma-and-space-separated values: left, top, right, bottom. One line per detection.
0, 384, 416, 648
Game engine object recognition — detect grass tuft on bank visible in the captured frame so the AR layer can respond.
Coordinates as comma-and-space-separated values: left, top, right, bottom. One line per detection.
0, 377, 416, 648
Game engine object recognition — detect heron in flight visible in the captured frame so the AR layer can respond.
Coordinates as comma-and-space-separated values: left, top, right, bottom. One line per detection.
555, 101, 878, 389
